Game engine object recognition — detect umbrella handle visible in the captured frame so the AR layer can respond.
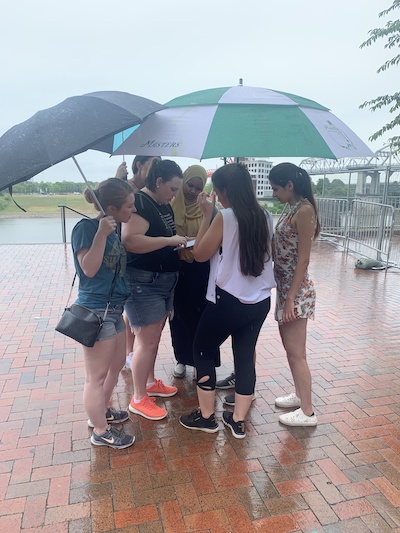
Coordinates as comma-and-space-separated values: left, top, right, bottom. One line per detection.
72, 156, 105, 216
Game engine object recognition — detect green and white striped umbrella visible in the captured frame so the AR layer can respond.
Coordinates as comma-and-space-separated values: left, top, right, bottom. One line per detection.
113, 85, 374, 160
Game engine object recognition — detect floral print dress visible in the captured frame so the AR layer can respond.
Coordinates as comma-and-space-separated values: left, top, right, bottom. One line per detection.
273, 200, 316, 325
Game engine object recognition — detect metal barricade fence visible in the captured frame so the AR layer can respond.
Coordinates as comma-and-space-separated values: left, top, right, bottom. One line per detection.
346, 199, 394, 266
316, 198, 349, 244
317, 198, 397, 267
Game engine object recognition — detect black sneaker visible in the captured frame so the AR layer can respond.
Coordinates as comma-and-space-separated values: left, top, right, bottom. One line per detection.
216, 372, 236, 389
88, 407, 130, 428
179, 408, 219, 433
222, 411, 246, 439
91, 426, 135, 449
223, 392, 256, 406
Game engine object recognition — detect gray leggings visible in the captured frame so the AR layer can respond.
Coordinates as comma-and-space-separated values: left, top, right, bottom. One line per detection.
194, 287, 270, 395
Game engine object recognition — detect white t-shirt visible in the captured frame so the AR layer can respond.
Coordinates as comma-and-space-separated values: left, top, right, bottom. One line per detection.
206, 208, 276, 304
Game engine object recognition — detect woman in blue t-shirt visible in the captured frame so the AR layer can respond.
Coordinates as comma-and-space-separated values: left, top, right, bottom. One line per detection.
71, 178, 136, 449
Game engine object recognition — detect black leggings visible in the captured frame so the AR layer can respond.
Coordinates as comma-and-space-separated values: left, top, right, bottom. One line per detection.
193, 287, 270, 395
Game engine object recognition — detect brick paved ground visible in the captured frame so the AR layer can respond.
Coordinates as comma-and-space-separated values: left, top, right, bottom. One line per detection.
0, 240, 399, 533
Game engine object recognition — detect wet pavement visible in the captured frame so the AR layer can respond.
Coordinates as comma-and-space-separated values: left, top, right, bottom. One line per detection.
0, 240, 399, 532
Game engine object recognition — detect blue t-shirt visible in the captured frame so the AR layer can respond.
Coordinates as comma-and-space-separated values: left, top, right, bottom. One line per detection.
71, 218, 130, 308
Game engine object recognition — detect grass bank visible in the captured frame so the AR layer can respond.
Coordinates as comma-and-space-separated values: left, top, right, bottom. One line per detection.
0, 194, 94, 217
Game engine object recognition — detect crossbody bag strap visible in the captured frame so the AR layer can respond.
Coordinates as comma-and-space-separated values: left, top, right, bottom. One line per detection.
65, 274, 77, 307
102, 259, 121, 321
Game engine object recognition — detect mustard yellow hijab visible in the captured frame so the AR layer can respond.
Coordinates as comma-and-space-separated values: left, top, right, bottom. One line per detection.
172, 164, 207, 262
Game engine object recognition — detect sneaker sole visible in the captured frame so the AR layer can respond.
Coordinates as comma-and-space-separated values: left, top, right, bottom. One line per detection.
90, 435, 135, 449
179, 418, 219, 433
275, 400, 301, 408
128, 404, 167, 420
87, 414, 130, 428
173, 372, 186, 378
222, 417, 246, 439
147, 390, 178, 398
216, 383, 235, 390
279, 417, 318, 427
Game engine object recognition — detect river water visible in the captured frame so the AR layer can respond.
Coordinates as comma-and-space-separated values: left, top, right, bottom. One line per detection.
0, 217, 80, 244
0, 214, 283, 245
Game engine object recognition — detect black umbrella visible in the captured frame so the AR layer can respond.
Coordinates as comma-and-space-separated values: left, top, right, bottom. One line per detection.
0, 90, 164, 194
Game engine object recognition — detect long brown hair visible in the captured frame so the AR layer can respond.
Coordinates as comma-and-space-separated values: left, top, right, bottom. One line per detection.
212, 164, 271, 277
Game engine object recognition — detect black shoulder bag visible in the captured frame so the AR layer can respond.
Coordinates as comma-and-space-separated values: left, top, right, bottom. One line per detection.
55, 263, 120, 348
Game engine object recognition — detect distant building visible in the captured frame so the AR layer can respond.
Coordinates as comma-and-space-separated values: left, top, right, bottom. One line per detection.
238, 158, 273, 199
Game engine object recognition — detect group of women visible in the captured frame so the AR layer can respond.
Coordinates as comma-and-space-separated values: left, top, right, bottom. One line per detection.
70, 157, 320, 449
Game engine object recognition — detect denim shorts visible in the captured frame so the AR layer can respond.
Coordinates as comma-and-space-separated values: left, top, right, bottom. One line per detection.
92, 304, 125, 342
124, 268, 178, 327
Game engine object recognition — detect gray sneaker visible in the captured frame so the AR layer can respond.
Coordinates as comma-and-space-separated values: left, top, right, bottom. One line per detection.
88, 407, 130, 428
223, 392, 256, 406
216, 372, 236, 389
173, 363, 186, 378
91, 426, 135, 449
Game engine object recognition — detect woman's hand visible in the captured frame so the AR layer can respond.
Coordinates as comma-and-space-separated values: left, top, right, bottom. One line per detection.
197, 191, 215, 218
115, 162, 128, 179
98, 216, 117, 237
282, 297, 296, 323
169, 235, 188, 248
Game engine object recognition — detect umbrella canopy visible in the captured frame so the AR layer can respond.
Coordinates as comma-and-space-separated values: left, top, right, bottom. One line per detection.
113, 85, 374, 160
0, 91, 164, 192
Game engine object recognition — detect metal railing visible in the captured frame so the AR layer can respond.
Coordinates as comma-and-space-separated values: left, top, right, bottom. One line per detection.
346, 199, 394, 267
58, 205, 88, 243
317, 198, 396, 267
317, 198, 349, 241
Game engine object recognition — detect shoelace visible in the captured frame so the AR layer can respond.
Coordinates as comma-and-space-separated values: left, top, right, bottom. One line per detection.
141, 396, 158, 409
152, 379, 165, 390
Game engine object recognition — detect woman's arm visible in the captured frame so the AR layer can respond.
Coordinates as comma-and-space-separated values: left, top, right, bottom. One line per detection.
77, 216, 116, 278
193, 192, 223, 262
121, 213, 187, 253
282, 204, 315, 323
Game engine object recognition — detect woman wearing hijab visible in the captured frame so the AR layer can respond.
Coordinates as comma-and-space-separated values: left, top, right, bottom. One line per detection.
170, 165, 219, 378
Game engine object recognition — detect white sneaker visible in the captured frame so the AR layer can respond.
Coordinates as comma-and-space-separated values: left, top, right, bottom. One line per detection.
124, 352, 133, 371
279, 408, 317, 427
173, 363, 186, 378
275, 392, 301, 408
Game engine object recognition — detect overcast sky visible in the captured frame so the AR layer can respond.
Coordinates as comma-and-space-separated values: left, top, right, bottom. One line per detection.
1, 0, 398, 183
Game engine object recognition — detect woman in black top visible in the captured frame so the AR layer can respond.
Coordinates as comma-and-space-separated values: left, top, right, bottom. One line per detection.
122, 159, 186, 421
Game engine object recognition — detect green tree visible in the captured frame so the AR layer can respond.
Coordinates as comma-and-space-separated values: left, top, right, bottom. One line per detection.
314, 177, 330, 196
360, 1, 400, 152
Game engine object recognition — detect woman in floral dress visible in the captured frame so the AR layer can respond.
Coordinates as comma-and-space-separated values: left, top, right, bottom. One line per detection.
269, 163, 320, 427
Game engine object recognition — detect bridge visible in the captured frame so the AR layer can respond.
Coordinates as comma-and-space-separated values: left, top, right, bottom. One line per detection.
300, 145, 400, 200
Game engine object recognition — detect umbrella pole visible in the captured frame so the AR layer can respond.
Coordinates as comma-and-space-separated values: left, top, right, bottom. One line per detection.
72, 156, 105, 216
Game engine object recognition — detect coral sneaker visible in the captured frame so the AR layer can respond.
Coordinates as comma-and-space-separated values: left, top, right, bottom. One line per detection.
128, 395, 167, 420
146, 379, 178, 398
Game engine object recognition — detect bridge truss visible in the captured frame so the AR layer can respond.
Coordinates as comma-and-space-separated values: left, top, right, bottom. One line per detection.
300, 145, 400, 176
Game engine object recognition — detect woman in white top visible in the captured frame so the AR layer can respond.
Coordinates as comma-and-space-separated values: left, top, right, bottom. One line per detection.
179, 163, 275, 438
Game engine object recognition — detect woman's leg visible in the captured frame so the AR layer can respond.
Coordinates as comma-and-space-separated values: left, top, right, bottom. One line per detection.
102, 329, 126, 406
194, 298, 233, 418
231, 298, 270, 421
124, 312, 135, 358
83, 337, 117, 434
279, 319, 313, 415
131, 316, 166, 401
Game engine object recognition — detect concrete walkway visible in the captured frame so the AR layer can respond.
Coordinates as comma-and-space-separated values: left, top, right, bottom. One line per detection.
0, 240, 399, 532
